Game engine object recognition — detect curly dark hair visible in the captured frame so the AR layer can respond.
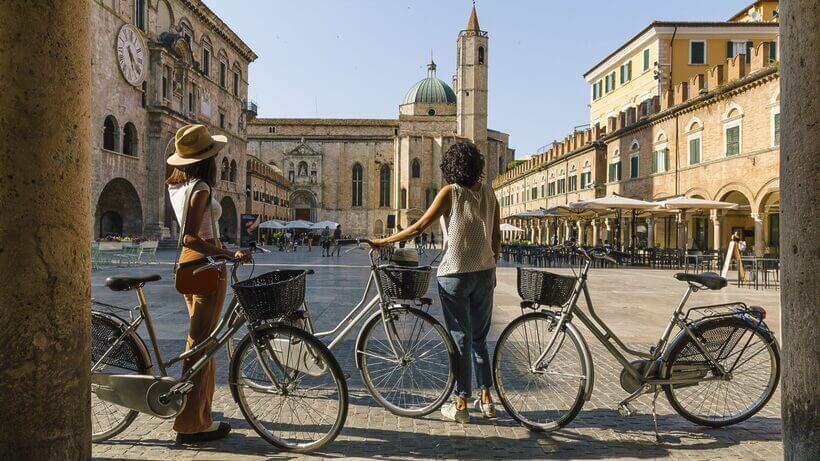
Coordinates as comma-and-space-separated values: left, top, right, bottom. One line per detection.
440, 141, 484, 187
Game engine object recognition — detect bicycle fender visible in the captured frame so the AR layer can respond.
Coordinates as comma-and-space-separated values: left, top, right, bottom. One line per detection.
541, 311, 595, 401
91, 311, 153, 373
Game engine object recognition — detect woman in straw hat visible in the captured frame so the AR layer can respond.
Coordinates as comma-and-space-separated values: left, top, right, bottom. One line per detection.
166, 124, 249, 444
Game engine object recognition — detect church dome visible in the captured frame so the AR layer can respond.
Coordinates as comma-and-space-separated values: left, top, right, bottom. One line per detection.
402, 61, 457, 105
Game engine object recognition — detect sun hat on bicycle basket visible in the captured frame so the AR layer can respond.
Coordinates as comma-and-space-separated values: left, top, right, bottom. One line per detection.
389, 248, 419, 267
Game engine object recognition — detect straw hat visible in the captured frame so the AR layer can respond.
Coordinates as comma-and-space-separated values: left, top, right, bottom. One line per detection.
166, 124, 227, 166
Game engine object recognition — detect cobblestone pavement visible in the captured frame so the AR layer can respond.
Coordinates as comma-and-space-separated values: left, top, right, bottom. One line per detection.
92, 248, 782, 460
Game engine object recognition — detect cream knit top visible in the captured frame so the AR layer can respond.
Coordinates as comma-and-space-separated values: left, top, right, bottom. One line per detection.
437, 183, 497, 277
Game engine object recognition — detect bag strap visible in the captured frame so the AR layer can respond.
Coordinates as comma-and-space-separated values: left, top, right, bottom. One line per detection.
174, 180, 215, 274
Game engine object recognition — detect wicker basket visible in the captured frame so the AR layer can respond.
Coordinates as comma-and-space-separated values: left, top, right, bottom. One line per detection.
233, 270, 306, 323
377, 265, 431, 300
517, 268, 577, 307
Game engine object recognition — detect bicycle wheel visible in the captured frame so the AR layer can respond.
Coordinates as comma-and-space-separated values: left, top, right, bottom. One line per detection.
493, 311, 588, 432
230, 324, 347, 453
359, 307, 456, 417
663, 316, 780, 427
90, 312, 150, 442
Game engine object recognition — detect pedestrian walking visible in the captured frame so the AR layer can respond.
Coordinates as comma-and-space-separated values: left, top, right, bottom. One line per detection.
321, 226, 331, 256
370, 141, 500, 424
331, 224, 342, 256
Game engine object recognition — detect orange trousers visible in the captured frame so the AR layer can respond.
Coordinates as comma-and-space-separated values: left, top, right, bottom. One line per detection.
173, 244, 228, 434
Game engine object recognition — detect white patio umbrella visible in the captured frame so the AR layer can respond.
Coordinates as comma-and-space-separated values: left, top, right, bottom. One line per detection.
500, 223, 525, 232
569, 195, 657, 250
259, 220, 286, 230
285, 219, 314, 229
311, 220, 339, 230
657, 196, 737, 250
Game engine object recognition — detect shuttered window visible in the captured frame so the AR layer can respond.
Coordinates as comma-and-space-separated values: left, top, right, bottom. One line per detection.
690, 41, 706, 65
643, 48, 650, 71
726, 126, 740, 155
630, 155, 639, 178
651, 149, 668, 173
608, 162, 621, 182
689, 138, 701, 165
568, 175, 577, 192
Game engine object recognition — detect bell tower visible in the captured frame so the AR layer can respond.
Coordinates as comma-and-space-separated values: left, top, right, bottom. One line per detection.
456, 5, 488, 166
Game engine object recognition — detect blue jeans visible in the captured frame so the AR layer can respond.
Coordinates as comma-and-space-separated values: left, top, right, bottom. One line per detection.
437, 268, 495, 398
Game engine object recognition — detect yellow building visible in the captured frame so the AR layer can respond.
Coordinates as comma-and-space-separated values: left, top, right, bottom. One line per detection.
584, 3, 778, 126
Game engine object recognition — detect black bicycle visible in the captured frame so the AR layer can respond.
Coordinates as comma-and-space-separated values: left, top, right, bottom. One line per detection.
493, 244, 780, 437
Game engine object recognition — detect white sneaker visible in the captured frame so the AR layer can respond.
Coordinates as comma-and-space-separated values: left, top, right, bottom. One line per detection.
440, 402, 470, 423
474, 399, 497, 419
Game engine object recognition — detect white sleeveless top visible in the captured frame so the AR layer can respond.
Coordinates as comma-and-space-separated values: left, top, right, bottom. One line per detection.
168, 180, 222, 240
438, 183, 497, 277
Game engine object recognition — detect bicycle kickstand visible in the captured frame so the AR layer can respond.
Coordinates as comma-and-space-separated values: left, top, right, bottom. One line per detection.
651, 386, 662, 443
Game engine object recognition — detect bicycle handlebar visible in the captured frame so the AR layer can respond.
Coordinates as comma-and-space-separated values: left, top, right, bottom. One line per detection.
559, 242, 620, 265
192, 254, 246, 275
336, 238, 373, 246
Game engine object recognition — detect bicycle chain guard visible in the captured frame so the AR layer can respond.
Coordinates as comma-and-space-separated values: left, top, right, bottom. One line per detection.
92, 373, 185, 418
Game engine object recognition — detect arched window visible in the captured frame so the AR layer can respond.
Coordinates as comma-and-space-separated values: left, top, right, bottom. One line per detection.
411, 159, 421, 178
478, 46, 485, 64
103, 115, 119, 152
352, 163, 363, 207
379, 165, 391, 207
400, 188, 408, 209
229, 160, 237, 182
134, 0, 145, 30
122, 122, 138, 156
221, 158, 229, 181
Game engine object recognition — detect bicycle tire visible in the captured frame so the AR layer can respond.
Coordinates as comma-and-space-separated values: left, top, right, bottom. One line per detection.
359, 306, 456, 417
230, 323, 347, 453
493, 311, 588, 432
90, 311, 150, 442
663, 316, 780, 427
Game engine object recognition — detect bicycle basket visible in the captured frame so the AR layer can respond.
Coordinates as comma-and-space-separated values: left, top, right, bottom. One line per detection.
91, 314, 144, 372
517, 268, 577, 307
377, 265, 432, 300
232, 270, 306, 323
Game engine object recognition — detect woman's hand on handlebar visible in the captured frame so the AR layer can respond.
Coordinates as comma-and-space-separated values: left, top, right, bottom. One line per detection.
233, 249, 252, 262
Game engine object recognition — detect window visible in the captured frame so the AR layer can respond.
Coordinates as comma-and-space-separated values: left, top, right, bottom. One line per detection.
229, 160, 237, 182
232, 70, 240, 96
629, 154, 639, 179
122, 122, 138, 156
689, 40, 706, 65
352, 163, 363, 206
593, 80, 603, 100
568, 175, 577, 192
379, 165, 391, 207
161, 67, 169, 100
643, 48, 650, 71
726, 126, 740, 155
202, 46, 211, 76
478, 46, 485, 64
134, 0, 145, 30
102, 115, 119, 152
528, 186, 535, 200
221, 158, 229, 180
727, 40, 753, 63
548, 181, 555, 196
411, 159, 421, 178
608, 161, 621, 182
768, 41, 777, 62
605, 72, 616, 93
580, 171, 592, 189
557, 178, 565, 194
188, 84, 196, 114
688, 137, 701, 165
219, 112, 225, 129
219, 59, 227, 88
619, 61, 632, 84
400, 188, 407, 208
772, 111, 780, 146
768, 213, 779, 247
651, 149, 668, 173
427, 108, 436, 116
541, 182, 545, 197
141, 81, 147, 108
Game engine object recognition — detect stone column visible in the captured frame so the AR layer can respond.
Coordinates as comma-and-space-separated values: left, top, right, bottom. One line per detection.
751, 212, 765, 256
0, 1, 92, 458
591, 220, 599, 246
577, 220, 586, 246
781, 2, 820, 458
646, 217, 655, 248
603, 218, 611, 243
710, 210, 722, 250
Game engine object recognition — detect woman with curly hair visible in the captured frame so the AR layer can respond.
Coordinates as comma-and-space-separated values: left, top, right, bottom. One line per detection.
371, 140, 501, 423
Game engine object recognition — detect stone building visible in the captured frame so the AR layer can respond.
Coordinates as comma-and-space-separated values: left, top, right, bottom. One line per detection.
245, 155, 291, 222
247, 6, 515, 236
91, 0, 257, 243
495, 44, 780, 255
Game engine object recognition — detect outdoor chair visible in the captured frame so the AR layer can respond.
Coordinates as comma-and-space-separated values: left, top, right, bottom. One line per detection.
138, 240, 159, 264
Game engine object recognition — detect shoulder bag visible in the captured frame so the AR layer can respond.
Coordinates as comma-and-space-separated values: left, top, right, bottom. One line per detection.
173, 180, 221, 295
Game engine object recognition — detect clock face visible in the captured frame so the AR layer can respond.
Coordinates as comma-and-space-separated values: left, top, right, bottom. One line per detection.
116, 24, 146, 86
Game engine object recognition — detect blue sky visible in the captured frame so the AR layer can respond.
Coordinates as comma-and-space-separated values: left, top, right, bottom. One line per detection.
205, 0, 752, 157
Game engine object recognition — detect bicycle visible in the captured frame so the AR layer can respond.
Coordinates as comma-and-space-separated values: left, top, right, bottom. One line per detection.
493, 244, 780, 438
90, 255, 348, 452
228, 238, 457, 417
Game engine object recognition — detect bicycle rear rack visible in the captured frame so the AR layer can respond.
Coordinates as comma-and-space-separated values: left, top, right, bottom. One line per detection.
682, 302, 766, 328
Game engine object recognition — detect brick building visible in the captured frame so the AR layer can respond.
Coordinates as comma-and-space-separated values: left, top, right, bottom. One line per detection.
245, 155, 291, 222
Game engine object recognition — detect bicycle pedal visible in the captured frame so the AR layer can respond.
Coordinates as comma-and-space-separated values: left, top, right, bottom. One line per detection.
617, 403, 637, 417
170, 381, 194, 395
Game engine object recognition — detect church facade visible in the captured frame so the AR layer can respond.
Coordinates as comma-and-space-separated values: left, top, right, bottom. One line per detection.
247, 7, 515, 236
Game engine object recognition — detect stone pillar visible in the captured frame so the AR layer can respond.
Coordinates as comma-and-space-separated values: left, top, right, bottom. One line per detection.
710, 210, 722, 250
577, 220, 586, 246
751, 212, 765, 256
676, 213, 686, 249
781, 2, 820, 458
646, 217, 655, 248
591, 220, 599, 246
603, 218, 611, 243
0, 1, 92, 458
564, 221, 571, 242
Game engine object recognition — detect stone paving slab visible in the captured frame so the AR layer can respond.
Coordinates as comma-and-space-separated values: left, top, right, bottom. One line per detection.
92, 249, 782, 460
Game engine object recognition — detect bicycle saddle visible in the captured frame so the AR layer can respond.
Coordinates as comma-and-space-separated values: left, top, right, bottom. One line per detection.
674, 272, 727, 290
105, 274, 162, 291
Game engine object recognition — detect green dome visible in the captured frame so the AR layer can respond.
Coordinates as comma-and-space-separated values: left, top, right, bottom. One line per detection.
403, 77, 457, 105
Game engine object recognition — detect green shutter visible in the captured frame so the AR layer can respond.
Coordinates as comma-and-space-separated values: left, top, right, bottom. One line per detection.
727, 40, 734, 59
746, 41, 754, 63
769, 41, 777, 62
643, 48, 650, 71
620, 65, 624, 84
664, 149, 669, 172
651, 151, 658, 173
627, 61, 632, 80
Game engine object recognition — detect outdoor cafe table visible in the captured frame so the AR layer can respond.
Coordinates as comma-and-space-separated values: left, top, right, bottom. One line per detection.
738, 256, 780, 290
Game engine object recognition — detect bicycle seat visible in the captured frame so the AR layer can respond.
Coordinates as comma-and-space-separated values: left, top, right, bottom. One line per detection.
105, 274, 161, 291
674, 272, 727, 290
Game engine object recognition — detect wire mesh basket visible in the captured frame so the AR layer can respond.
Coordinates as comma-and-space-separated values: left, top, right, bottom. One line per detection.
91, 314, 144, 372
517, 267, 577, 307
233, 270, 307, 323
377, 265, 432, 300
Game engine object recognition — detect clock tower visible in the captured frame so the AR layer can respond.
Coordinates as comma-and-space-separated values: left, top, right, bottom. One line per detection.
456, 5, 489, 174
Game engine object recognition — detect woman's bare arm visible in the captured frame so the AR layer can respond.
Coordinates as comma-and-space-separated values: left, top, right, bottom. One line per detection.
182, 190, 234, 257
372, 185, 452, 246
492, 197, 501, 259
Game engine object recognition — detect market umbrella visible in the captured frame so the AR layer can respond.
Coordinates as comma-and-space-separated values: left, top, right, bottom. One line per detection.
311, 220, 339, 230
500, 223, 525, 232
259, 220, 286, 230
656, 196, 737, 250
285, 219, 314, 229
569, 195, 656, 250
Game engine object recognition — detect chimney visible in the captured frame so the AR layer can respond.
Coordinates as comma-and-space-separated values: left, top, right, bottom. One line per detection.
650, 95, 660, 114
607, 116, 617, 133
626, 106, 637, 125
660, 89, 674, 111
617, 111, 626, 130
707, 64, 724, 90
750, 41, 771, 71
726, 54, 747, 81
689, 74, 706, 95
673, 82, 689, 105
593, 124, 604, 140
